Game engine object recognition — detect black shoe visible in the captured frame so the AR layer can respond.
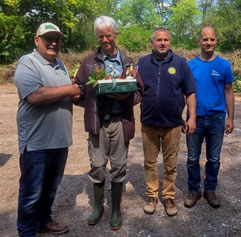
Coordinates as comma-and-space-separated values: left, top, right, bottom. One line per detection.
204, 191, 221, 208
184, 192, 201, 208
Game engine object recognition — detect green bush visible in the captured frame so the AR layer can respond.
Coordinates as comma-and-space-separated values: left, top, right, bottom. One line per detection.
118, 25, 152, 52
0, 13, 31, 64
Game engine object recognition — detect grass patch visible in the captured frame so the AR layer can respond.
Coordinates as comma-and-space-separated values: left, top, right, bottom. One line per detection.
0, 64, 15, 84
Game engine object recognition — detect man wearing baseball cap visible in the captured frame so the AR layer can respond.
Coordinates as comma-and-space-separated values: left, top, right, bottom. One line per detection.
14, 22, 80, 236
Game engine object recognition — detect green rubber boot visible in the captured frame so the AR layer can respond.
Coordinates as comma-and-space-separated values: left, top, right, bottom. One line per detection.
110, 182, 123, 230
88, 181, 105, 225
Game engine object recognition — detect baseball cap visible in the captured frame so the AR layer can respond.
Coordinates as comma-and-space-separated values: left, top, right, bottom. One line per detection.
36, 22, 64, 37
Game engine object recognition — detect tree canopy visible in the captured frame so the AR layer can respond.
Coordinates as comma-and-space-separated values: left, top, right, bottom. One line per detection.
0, 0, 240, 63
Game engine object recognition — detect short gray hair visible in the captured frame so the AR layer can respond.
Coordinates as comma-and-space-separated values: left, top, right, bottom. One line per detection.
94, 16, 117, 34
152, 27, 169, 40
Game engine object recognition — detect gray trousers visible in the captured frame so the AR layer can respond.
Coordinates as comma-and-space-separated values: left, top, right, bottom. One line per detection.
88, 117, 129, 183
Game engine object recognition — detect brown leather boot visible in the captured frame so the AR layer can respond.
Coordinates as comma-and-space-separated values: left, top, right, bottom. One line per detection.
37, 220, 69, 235
164, 199, 178, 216
204, 191, 221, 208
184, 192, 201, 208
143, 197, 158, 214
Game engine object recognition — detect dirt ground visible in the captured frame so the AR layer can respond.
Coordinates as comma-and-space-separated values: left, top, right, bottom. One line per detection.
0, 84, 240, 237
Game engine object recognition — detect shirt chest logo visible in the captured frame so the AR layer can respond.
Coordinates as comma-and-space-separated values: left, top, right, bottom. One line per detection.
211, 70, 220, 76
168, 67, 176, 75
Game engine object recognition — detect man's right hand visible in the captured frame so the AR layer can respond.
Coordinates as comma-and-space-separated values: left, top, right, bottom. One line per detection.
27, 84, 81, 105
71, 83, 81, 102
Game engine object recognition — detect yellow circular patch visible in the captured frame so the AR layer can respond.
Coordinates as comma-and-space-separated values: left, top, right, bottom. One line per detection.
168, 67, 176, 75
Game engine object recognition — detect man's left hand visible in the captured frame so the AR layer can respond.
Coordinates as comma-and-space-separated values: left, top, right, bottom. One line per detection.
185, 118, 196, 135
225, 118, 234, 135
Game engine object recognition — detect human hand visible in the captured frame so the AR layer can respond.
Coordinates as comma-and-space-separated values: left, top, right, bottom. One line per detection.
72, 83, 80, 96
225, 118, 234, 135
185, 118, 196, 135
71, 84, 81, 102
72, 94, 80, 102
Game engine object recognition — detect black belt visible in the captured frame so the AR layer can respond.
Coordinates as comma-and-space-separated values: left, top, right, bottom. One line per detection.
196, 112, 219, 119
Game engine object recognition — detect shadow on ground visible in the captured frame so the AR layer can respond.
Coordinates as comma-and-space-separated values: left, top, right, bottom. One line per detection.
0, 153, 12, 167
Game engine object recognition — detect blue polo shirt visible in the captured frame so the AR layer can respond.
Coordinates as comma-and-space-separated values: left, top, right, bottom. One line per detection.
14, 49, 73, 154
188, 56, 234, 116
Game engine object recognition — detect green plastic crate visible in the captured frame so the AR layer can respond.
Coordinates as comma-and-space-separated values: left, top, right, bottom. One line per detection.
93, 78, 137, 94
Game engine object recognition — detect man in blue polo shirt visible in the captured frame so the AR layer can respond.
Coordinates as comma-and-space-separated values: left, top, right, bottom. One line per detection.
184, 26, 234, 209
14, 22, 80, 236
138, 27, 196, 216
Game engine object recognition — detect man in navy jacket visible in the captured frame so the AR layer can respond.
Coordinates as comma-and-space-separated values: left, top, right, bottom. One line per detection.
138, 27, 196, 216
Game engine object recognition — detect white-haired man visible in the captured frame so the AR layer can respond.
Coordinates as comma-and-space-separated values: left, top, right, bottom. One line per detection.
75, 16, 143, 230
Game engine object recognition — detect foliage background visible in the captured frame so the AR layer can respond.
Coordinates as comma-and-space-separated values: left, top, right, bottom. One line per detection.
1, 0, 241, 63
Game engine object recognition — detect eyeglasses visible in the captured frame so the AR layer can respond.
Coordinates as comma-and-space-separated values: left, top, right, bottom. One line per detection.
97, 34, 115, 40
39, 36, 62, 43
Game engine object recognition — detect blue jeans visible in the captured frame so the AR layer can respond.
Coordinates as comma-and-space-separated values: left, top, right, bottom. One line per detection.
17, 148, 68, 237
186, 113, 225, 193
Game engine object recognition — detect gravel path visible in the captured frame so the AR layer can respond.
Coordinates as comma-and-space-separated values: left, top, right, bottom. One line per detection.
0, 84, 240, 237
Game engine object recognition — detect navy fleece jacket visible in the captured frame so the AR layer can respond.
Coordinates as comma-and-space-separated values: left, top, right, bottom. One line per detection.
138, 50, 196, 127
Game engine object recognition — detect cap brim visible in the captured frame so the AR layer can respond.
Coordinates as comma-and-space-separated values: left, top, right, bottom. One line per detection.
38, 31, 64, 37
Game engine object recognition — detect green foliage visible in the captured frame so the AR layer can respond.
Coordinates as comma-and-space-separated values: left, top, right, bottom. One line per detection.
116, 0, 160, 52
232, 76, 241, 93
118, 25, 152, 52
0, 0, 241, 64
117, 0, 161, 29
198, 0, 214, 25
86, 66, 107, 85
207, 0, 241, 52
0, 13, 30, 63
153, 0, 173, 23
0, 0, 121, 63
169, 0, 201, 49
69, 0, 119, 51
3, 0, 19, 7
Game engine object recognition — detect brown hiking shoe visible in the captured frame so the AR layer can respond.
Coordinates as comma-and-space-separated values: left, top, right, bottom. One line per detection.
204, 191, 221, 208
184, 192, 201, 208
164, 199, 178, 216
36, 220, 69, 235
143, 197, 158, 214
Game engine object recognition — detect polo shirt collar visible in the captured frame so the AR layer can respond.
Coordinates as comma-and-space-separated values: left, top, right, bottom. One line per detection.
101, 48, 121, 62
33, 49, 58, 67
